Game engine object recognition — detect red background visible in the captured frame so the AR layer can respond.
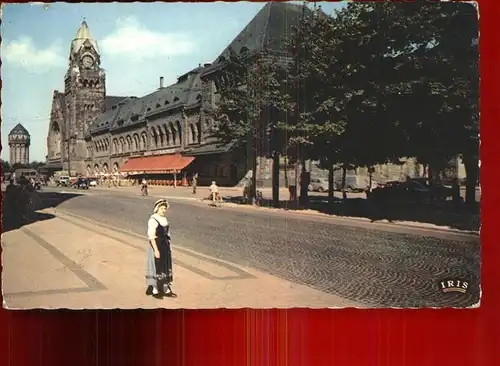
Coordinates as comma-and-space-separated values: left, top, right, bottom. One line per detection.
1, 1, 498, 365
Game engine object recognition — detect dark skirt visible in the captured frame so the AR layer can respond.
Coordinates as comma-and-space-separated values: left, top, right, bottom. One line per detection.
145, 240, 173, 287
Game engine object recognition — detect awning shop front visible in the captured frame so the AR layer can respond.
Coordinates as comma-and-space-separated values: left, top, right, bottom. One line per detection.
119, 154, 195, 175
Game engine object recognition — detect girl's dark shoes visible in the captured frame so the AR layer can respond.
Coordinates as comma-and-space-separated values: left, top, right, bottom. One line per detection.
164, 285, 177, 298
146, 286, 163, 299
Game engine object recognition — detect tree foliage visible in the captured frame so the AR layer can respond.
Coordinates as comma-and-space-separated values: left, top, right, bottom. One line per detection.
280, 2, 479, 201
207, 50, 292, 155
206, 2, 479, 204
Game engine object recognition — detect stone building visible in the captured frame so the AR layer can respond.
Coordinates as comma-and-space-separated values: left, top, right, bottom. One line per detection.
8, 123, 30, 165
45, 3, 424, 187
45, 3, 312, 185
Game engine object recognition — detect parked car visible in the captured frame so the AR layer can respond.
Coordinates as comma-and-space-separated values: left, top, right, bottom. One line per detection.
57, 176, 70, 187
73, 178, 89, 189
333, 173, 369, 192
369, 178, 455, 204
410, 178, 455, 201
308, 178, 330, 192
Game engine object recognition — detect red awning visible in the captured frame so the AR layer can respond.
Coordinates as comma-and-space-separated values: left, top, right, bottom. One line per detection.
120, 154, 195, 174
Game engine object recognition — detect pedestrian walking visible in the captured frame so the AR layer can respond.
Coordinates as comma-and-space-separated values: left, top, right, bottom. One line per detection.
145, 199, 176, 299
192, 173, 198, 194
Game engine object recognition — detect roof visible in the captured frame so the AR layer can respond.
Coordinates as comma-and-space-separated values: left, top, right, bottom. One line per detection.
71, 20, 99, 56
184, 140, 234, 156
120, 153, 194, 174
202, 2, 311, 76
9, 123, 30, 136
104, 96, 128, 111
89, 70, 203, 133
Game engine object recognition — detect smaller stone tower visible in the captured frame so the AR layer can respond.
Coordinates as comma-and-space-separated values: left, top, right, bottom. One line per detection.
8, 123, 30, 165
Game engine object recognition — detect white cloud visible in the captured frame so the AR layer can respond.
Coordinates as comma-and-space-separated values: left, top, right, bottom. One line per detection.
100, 16, 196, 62
2, 36, 66, 73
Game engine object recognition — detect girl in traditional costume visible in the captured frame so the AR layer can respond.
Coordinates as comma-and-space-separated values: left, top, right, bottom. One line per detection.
145, 199, 176, 299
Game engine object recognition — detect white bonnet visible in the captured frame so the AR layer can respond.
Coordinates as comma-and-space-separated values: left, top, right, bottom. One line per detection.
153, 199, 169, 213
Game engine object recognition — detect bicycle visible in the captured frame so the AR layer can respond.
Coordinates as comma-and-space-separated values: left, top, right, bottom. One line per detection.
209, 192, 223, 207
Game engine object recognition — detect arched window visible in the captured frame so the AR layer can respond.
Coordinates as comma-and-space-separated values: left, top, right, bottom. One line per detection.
157, 126, 164, 146
190, 124, 196, 144
119, 137, 125, 153
133, 134, 140, 151
176, 121, 182, 144
126, 135, 132, 152
163, 124, 170, 146
169, 122, 177, 145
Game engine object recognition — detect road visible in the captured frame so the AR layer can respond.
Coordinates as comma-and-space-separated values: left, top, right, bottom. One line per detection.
27, 186, 480, 308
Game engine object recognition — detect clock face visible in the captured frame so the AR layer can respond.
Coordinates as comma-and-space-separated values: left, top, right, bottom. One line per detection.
82, 55, 94, 68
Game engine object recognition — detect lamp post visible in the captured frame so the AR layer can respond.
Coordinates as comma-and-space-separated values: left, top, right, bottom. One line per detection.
65, 134, 77, 177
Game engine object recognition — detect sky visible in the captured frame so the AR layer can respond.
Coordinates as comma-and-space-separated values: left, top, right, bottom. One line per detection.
1, 1, 346, 163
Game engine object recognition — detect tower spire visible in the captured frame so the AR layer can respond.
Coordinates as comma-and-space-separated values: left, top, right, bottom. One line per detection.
69, 19, 99, 61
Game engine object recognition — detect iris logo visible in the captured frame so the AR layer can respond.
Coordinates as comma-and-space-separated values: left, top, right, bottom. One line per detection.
439, 279, 469, 294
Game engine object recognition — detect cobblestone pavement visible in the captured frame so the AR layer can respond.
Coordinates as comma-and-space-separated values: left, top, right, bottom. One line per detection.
41, 188, 480, 308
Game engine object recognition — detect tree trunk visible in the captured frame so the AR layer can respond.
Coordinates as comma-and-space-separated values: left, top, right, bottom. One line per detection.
427, 162, 435, 203
251, 147, 257, 204
328, 165, 334, 200
463, 156, 479, 207
284, 155, 289, 188
299, 159, 309, 206
341, 166, 347, 200
451, 155, 461, 204
272, 151, 280, 208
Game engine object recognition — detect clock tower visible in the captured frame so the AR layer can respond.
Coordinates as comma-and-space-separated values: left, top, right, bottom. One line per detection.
64, 20, 106, 175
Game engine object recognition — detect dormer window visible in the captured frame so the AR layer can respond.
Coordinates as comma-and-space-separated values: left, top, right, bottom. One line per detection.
173, 97, 179, 102
156, 103, 161, 108
164, 100, 169, 105
147, 107, 151, 112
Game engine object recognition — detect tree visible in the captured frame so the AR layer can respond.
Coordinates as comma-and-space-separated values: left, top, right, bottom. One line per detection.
281, 5, 402, 200
207, 49, 291, 205
279, 8, 345, 200
333, 2, 479, 204
283, 2, 479, 205
1, 160, 11, 174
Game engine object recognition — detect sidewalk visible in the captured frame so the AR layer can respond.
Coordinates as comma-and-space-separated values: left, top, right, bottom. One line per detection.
1, 208, 361, 309
89, 183, 303, 201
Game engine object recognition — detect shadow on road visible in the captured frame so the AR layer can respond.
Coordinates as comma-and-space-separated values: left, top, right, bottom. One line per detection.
222, 194, 481, 232
2, 190, 83, 233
